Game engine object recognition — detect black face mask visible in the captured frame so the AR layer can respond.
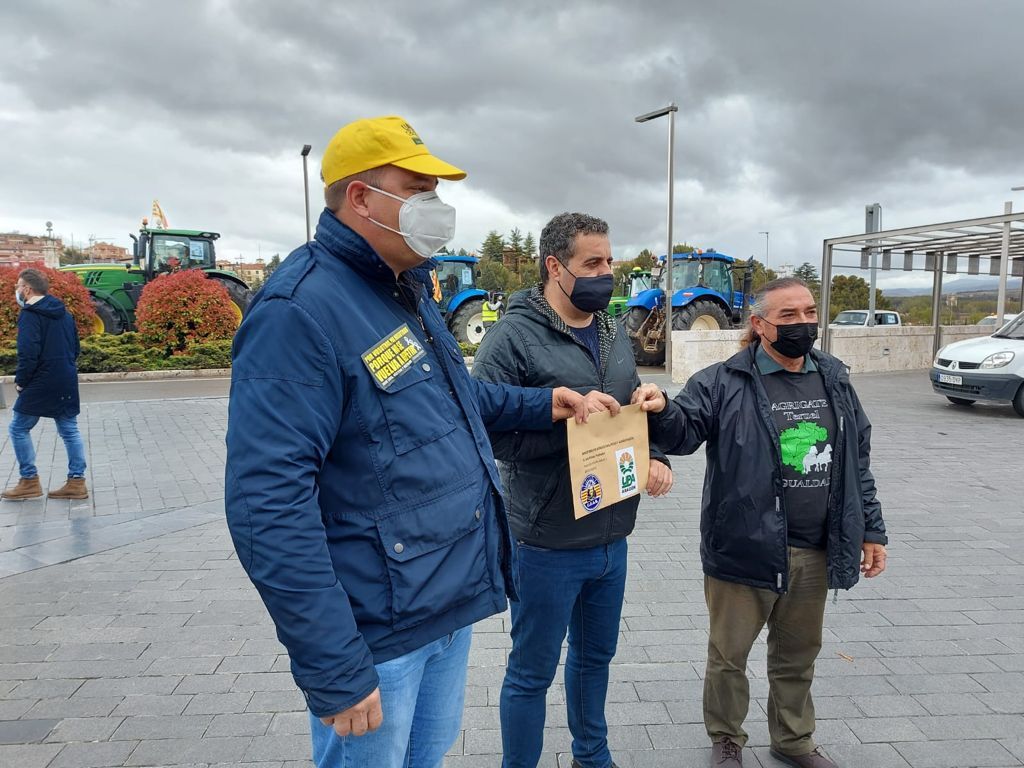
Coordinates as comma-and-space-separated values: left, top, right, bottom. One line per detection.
763, 320, 818, 359
557, 265, 614, 313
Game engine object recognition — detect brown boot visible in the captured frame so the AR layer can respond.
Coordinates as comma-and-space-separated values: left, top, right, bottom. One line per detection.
47, 477, 89, 500
2, 476, 43, 500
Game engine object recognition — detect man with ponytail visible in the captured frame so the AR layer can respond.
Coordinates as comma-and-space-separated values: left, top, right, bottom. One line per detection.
632, 277, 887, 768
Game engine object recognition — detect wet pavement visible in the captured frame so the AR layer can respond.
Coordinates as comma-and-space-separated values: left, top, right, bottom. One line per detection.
1, 370, 1023, 767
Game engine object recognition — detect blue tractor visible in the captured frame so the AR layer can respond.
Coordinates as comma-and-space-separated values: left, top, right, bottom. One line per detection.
433, 255, 493, 345
623, 250, 754, 366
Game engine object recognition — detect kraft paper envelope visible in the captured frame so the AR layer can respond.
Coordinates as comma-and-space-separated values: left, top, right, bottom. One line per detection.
566, 404, 650, 520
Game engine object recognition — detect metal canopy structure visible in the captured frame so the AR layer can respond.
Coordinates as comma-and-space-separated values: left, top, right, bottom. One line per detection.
820, 208, 1024, 354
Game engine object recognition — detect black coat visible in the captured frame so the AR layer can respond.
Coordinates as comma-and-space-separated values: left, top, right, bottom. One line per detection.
650, 343, 886, 593
14, 295, 80, 418
471, 288, 668, 549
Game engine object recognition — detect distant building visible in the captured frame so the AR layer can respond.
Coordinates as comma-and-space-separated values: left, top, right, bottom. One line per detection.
232, 261, 265, 285
774, 263, 796, 279
0, 232, 62, 269
84, 241, 129, 263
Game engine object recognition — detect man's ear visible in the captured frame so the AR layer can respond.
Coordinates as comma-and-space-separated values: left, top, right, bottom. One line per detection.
346, 181, 371, 217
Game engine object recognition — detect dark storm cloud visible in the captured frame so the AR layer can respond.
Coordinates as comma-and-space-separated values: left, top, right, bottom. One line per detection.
1, 0, 1022, 264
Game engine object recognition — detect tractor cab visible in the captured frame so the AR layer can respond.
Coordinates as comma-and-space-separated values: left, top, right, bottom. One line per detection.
133, 227, 220, 280
434, 255, 477, 309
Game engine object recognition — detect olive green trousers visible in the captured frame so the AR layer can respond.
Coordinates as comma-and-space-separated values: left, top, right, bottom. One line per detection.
703, 547, 828, 755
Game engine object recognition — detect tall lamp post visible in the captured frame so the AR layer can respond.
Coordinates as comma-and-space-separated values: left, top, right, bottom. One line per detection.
301, 145, 312, 243
758, 230, 770, 274
635, 103, 678, 370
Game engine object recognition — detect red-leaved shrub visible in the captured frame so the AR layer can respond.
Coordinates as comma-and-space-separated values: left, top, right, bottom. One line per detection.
135, 269, 239, 355
0, 265, 99, 343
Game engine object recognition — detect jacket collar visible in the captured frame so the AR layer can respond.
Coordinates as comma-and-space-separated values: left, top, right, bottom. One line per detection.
313, 208, 434, 287
725, 340, 843, 382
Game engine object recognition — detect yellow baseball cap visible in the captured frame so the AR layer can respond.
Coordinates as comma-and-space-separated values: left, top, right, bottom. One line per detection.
321, 115, 467, 186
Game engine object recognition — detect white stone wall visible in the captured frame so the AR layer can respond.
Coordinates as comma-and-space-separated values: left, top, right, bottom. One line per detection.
669, 325, 993, 383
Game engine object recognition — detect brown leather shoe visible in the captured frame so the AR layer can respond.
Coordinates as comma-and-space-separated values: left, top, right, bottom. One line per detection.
2, 476, 43, 500
769, 747, 838, 768
47, 477, 89, 500
711, 737, 743, 766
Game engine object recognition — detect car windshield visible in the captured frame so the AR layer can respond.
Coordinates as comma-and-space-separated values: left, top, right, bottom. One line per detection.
833, 311, 867, 325
992, 314, 1024, 340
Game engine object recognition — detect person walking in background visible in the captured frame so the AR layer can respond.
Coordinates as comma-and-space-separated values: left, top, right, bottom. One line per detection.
3, 268, 88, 501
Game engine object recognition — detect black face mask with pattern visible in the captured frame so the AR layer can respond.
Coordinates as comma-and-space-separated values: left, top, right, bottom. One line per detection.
762, 320, 818, 359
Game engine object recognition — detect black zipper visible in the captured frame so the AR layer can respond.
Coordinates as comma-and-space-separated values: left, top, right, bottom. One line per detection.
749, 364, 789, 593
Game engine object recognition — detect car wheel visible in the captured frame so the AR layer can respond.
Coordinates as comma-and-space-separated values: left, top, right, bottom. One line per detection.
946, 396, 976, 407
1012, 384, 1024, 418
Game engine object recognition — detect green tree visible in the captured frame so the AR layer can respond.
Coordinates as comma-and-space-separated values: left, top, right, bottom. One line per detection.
828, 274, 891, 321
635, 248, 656, 268
480, 231, 505, 264
749, 259, 778, 292
264, 253, 281, 276
477, 260, 522, 292
672, 243, 696, 254
793, 262, 821, 299
522, 232, 536, 262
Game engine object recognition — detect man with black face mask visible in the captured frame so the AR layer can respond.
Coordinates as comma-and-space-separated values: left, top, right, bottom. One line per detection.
631, 277, 887, 768
472, 212, 673, 768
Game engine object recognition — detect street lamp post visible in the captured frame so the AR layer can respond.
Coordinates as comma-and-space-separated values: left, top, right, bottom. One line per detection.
635, 103, 678, 370
301, 145, 313, 243
758, 231, 769, 273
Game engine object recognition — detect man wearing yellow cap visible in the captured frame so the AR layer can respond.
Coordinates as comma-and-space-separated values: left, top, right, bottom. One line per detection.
225, 116, 619, 768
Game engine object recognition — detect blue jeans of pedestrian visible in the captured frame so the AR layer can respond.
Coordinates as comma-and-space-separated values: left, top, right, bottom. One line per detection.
500, 537, 628, 768
9, 410, 86, 480
308, 625, 471, 768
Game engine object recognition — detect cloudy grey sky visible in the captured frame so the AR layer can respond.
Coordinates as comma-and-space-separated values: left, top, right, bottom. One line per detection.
2, 0, 1023, 289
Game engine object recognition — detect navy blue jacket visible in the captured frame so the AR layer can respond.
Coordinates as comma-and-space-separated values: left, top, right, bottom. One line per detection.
225, 210, 553, 718
650, 343, 886, 594
14, 295, 80, 418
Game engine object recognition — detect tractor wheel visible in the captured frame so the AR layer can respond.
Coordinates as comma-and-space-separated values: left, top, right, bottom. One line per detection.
624, 306, 664, 366
946, 396, 976, 407
210, 278, 252, 326
91, 299, 123, 335
672, 300, 731, 331
450, 300, 486, 345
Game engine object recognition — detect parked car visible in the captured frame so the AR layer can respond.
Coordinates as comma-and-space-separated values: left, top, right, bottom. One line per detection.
830, 310, 902, 327
978, 312, 1020, 328
930, 314, 1024, 417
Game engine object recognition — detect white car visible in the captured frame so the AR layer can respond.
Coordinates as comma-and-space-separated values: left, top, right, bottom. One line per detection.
931, 314, 1024, 417
978, 312, 1020, 328
830, 310, 902, 327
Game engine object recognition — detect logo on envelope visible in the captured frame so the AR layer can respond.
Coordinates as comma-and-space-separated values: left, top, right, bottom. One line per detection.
616, 447, 638, 497
579, 473, 603, 513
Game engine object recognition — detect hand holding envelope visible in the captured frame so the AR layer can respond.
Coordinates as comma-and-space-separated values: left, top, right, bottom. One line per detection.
565, 403, 652, 520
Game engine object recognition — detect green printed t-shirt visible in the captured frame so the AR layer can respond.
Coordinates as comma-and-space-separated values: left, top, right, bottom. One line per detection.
757, 347, 835, 550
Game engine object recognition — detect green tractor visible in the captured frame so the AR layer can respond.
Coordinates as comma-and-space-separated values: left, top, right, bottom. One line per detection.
61, 226, 252, 334
608, 267, 654, 318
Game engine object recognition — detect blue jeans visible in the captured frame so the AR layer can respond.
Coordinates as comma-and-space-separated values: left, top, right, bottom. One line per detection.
308, 625, 471, 768
9, 410, 86, 480
500, 538, 628, 768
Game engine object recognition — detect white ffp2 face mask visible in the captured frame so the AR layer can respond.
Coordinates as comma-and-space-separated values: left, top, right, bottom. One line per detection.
366, 186, 456, 260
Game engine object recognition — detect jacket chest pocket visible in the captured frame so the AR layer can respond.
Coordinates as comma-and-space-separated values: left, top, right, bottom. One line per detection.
374, 363, 456, 455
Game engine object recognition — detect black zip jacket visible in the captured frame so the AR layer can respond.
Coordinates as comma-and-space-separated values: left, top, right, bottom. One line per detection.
471, 288, 669, 549
650, 342, 886, 593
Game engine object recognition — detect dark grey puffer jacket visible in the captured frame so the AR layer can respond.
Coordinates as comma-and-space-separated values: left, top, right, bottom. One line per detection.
471, 287, 669, 549
650, 342, 887, 593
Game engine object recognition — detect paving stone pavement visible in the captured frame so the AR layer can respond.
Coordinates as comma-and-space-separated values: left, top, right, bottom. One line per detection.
0, 371, 1022, 767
